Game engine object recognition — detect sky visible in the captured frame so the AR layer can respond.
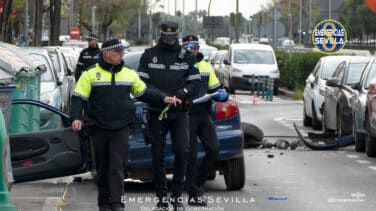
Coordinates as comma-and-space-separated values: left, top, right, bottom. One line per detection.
156, 0, 273, 19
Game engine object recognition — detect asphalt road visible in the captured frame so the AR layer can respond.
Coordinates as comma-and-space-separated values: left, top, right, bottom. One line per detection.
10, 94, 376, 211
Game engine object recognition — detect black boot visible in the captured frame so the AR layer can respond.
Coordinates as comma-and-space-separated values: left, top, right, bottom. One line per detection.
111, 207, 124, 211
99, 206, 111, 211
153, 197, 169, 211
170, 196, 185, 211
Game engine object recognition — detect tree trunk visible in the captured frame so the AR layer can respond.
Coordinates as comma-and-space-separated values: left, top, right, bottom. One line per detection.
33, 0, 43, 46
0, 0, 13, 42
49, 0, 61, 45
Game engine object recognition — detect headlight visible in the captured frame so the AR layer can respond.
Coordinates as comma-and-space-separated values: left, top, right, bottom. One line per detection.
270, 69, 279, 74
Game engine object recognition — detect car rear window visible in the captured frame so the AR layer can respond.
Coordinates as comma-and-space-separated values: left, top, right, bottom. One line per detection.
233, 49, 274, 64
31, 53, 54, 82
345, 63, 367, 85
320, 60, 343, 80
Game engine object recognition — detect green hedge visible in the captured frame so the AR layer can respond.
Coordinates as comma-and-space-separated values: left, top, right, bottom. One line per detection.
276, 51, 326, 90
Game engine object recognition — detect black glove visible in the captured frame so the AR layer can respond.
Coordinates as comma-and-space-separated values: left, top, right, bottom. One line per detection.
174, 88, 188, 101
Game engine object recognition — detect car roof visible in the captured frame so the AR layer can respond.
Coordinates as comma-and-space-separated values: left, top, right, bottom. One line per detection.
230, 43, 273, 50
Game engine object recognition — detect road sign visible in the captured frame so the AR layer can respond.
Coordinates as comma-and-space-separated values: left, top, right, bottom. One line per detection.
312, 19, 347, 54
70, 27, 80, 39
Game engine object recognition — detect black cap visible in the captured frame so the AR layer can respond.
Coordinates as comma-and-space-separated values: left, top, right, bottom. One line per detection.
182, 35, 199, 44
87, 33, 99, 41
160, 21, 178, 33
101, 38, 127, 51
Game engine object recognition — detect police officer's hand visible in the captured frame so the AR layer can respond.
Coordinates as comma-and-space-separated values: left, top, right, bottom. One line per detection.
71, 120, 83, 131
164, 96, 182, 107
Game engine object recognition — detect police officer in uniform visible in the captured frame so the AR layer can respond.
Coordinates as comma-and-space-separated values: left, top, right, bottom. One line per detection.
138, 22, 201, 211
75, 34, 101, 81
182, 35, 228, 206
71, 38, 179, 211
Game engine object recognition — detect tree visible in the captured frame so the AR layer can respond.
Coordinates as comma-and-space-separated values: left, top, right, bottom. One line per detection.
49, 0, 61, 45
0, 0, 13, 42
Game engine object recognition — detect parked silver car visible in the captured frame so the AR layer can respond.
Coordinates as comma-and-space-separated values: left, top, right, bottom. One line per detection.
351, 57, 376, 152
303, 56, 349, 130
322, 56, 370, 136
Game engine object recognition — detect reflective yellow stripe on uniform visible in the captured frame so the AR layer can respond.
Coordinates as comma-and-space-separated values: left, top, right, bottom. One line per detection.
197, 60, 220, 90
73, 64, 147, 99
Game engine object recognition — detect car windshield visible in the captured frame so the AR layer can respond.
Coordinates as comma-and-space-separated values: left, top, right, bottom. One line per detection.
233, 49, 274, 64
345, 63, 367, 85
48, 51, 61, 74
31, 53, 53, 82
365, 62, 376, 89
320, 60, 344, 80
200, 48, 216, 60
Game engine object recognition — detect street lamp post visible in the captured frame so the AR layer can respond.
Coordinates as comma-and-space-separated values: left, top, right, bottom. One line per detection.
91, 5, 96, 34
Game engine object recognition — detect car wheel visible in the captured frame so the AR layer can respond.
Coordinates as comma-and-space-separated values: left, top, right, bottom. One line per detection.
303, 103, 312, 127
365, 114, 376, 157
223, 157, 245, 190
241, 122, 264, 148
311, 102, 322, 130
353, 118, 365, 152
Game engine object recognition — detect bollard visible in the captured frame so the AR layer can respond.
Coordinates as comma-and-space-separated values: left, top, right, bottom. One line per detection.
0, 112, 17, 211
266, 78, 274, 101
250, 74, 255, 95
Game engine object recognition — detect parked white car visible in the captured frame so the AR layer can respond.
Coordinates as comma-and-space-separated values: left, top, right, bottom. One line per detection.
351, 57, 376, 152
303, 56, 350, 130
220, 43, 279, 94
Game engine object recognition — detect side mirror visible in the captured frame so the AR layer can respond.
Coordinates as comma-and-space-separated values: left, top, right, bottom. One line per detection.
326, 78, 341, 87
351, 82, 361, 91
66, 68, 73, 76
223, 59, 230, 65
57, 80, 63, 86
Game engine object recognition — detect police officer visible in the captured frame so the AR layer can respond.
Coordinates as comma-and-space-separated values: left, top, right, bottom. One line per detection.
182, 35, 228, 206
75, 33, 101, 81
138, 22, 201, 211
70, 38, 179, 211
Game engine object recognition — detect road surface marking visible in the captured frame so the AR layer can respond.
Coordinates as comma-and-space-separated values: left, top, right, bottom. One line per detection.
368, 166, 376, 170
43, 197, 60, 211
356, 160, 372, 164
346, 154, 360, 159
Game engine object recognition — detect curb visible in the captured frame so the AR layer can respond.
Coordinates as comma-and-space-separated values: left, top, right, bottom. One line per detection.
278, 88, 294, 99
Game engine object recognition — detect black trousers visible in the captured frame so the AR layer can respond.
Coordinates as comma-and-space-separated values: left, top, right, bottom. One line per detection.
91, 126, 129, 208
149, 111, 189, 198
186, 111, 219, 196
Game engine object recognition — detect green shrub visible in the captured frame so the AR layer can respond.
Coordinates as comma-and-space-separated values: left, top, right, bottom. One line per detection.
134, 38, 148, 45
276, 51, 326, 90
292, 88, 304, 100
212, 44, 229, 50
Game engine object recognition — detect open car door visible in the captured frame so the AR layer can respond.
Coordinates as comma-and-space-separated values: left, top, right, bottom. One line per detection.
9, 99, 89, 182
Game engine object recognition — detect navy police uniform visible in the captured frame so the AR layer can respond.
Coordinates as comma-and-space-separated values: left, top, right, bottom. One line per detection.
183, 35, 222, 206
138, 22, 201, 210
75, 34, 102, 81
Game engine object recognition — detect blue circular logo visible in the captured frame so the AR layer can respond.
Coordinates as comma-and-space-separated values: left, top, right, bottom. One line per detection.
312, 19, 347, 54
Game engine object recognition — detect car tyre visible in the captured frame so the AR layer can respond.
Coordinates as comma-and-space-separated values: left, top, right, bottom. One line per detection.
241, 122, 264, 148
311, 102, 322, 130
303, 103, 312, 127
224, 157, 245, 190
353, 119, 365, 152
365, 114, 376, 157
